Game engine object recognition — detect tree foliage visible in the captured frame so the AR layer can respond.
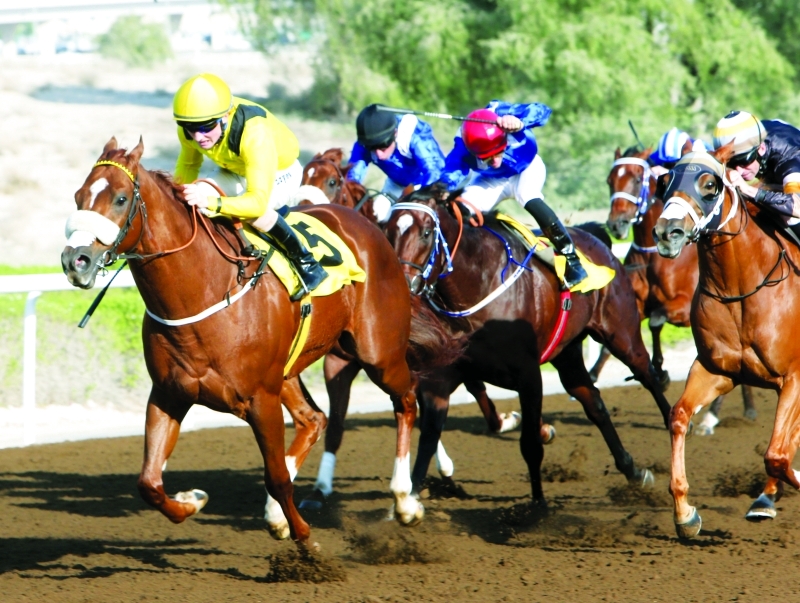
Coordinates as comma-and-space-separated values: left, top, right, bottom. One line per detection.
97, 16, 173, 69
224, 0, 799, 211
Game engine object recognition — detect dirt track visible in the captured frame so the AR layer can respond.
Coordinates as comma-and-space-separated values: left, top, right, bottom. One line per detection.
1, 382, 797, 602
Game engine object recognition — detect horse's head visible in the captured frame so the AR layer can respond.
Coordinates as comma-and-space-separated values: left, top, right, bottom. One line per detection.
298, 149, 347, 206
606, 146, 654, 239
385, 183, 452, 295
653, 144, 735, 258
61, 137, 146, 289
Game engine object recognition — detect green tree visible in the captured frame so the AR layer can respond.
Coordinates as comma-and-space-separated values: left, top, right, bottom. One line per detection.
97, 16, 173, 69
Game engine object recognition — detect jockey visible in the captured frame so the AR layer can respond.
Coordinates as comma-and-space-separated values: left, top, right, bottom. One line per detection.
347, 104, 446, 221
650, 127, 712, 176
172, 73, 326, 299
712, 110, 800, 225
439, 100, 588, 289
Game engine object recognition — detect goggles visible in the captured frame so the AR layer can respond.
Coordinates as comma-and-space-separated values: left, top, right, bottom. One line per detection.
727, 147, 759, 169
367, 137, 395, 152
178, 118, 222, 134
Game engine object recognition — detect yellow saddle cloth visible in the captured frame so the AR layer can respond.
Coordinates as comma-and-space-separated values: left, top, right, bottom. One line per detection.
494, 213, 615, 293
242, 211, 366, 297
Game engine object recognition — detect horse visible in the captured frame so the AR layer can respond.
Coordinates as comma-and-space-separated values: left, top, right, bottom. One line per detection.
294, 151, 523, 510
60, 138, 460, 545
385, 184, 674, 502
652, 145, 797, 537
294, 148, 380, 221
604, 145, 756, 433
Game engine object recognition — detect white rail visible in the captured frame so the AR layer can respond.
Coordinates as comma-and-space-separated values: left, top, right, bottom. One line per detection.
0, 271, 136, 445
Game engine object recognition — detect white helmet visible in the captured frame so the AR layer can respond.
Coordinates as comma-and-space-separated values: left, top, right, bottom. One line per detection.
713, 111, 765, 156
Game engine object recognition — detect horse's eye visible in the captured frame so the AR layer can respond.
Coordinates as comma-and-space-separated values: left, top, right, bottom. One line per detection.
328, 178, 337, 187
422, 229, 432, 238
634, 177, 642, 185
115, 195, 128, 206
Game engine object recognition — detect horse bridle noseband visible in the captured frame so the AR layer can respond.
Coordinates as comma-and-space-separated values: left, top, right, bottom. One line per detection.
93, 160, 148, 266
609, 157, 653, 225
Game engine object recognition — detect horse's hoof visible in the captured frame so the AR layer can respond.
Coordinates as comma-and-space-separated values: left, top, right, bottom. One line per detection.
694, 424, 714, 436
498, 411, 522, 433
394, 495, 425, 527
541, 423, 556, 445
298, 489, 327, 511
657, 370, 671, 391
172, 489, 208, 515
695, 412, 719, 437
744, 408, 758, 422
674, 507, 702, 539
267, 520, 291, 540
745, 493, 777, 522
639, 469, 655, 488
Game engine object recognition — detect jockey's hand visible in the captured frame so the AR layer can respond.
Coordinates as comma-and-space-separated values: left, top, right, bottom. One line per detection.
497, 115, 524, 133
180, 183, 211, 208
727, 170, 758, 200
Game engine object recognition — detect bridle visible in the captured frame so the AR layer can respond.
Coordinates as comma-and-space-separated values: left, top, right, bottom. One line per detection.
389, 202, 453, 295
609, 157, 653, 227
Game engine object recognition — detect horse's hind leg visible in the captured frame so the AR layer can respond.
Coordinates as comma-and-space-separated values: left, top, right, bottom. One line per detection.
588, 344, 612, 383
412, 377, 453, 492
264, 376, 327, 538
300, 353, 361, 510
551, 342, 652, 486
762, 377, 800, 496
465, 380, 524, 434
670, 361, 734, 538
649, 311, 671, 389
742, 385, 757, 420
247, 388, 311, 544
137, 388, 207, 523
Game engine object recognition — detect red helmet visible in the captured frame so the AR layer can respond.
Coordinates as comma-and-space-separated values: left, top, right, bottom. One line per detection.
462, 109, 506, 159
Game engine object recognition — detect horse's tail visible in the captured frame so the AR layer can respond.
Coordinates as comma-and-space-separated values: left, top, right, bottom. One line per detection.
406, 296, 466, 374
574, 221, 613, 249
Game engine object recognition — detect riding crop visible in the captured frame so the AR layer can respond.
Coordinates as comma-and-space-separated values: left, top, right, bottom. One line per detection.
376, 105, 498, 124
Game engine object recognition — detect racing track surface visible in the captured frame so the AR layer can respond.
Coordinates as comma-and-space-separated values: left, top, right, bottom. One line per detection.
1, 382, 798, 602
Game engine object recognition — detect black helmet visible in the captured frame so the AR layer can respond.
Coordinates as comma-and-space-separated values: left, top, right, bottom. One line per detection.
356, 104, 397, 150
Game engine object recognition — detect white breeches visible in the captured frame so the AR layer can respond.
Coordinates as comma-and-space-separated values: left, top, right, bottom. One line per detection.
460, 154, 547, 213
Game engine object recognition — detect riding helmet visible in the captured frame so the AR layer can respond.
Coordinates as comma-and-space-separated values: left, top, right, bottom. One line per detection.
713, 111, 765, 156
173, 73, 233, 122
462, 109, 506, 159
652, 128, 691, 164
356, 104, 397, 149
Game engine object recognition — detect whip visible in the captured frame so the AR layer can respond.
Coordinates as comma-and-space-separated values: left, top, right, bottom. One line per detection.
628, 120, 646, 151
376, 105, 497, 125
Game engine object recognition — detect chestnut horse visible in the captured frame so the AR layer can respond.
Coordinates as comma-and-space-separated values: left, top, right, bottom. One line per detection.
60, 138, 458, 545
604, 146, 755, 432
386, 185, 673, 502
653, 146, 796, 537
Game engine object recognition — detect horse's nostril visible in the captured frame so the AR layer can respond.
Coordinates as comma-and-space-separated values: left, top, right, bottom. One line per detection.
75, 254, 90, 271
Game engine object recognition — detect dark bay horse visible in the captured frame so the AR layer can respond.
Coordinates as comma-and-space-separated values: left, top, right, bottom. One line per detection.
60, 138, 458, 544
653, 146, 796, 537
386, 185, 673, 503
604, 146, 756, 433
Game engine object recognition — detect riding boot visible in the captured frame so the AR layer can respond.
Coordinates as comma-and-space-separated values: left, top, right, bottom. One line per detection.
524, 198, 588, 289
254, 214, 328, 301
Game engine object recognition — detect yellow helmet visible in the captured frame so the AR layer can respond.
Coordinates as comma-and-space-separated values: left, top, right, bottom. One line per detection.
172, 73, 232, 122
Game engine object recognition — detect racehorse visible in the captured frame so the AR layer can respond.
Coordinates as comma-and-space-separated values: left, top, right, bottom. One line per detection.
653, 145, 796, 537
294, 148, 379, 221
386, 184, 674, 501
60, 138, 460, 545
604, 146, 756, 433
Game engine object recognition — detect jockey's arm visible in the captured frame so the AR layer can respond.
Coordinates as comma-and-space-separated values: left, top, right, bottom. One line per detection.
487, 100, 552, 130
732, 165, 800, 219
410, 129, 446, 186
174, 131, 204, 185
346, 142, 371, 184
439, 137, 472, 191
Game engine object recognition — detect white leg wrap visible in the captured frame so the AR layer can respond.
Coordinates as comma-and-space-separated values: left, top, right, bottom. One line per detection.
314, 451, 337, 496
390, 453, 412, 496
695, 411, 720, 436
435, 441, 454, 478
263, 455, 297, 540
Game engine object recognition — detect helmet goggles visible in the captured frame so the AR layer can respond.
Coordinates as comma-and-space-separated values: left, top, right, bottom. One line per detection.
726, 146, 760, 169
179, 118, 222, 134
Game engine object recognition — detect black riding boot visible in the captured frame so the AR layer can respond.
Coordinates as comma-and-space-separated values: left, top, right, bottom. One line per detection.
524, 198, 588, 289
257, 215, 328, 300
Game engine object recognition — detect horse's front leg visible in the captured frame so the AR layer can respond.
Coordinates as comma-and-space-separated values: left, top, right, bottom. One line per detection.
137, 387, 205, 523
649, 311, 670, 389
465, 379, 523, 434
670, 360, 734, 538
264, 375, 327, 539
390, 381, 425, 526
412, 380, 452, 492
300, 353, 361, 510
763, 376, 800, 493
248, 387, 311, 545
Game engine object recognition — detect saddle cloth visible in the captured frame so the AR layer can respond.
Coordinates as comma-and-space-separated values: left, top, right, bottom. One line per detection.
241, 211, 366, 297
493, 213, 616, 293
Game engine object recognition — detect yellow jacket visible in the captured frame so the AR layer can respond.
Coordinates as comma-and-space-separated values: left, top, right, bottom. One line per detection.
174, 96, 300, 219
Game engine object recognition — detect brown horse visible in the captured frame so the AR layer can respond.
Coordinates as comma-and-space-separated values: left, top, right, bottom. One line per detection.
294, 148, 380, 220
604, 146, 755, 431
653, 146, 795, 537
60, 138, 458, 545
386, 185, 673, 502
